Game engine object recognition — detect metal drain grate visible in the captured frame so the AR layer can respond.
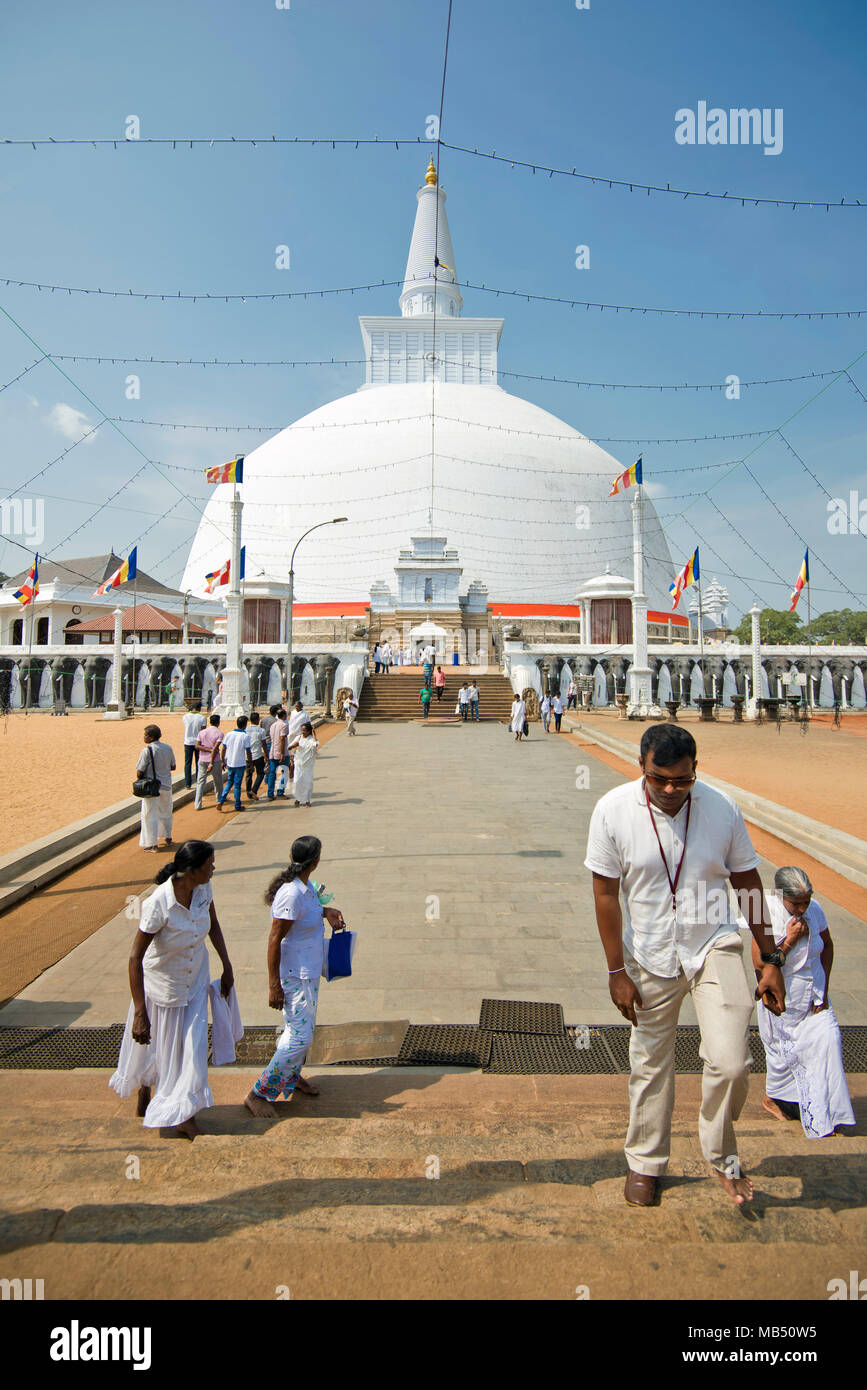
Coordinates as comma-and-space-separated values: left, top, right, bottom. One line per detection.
335, 1024, 492, 1069
478, 998, 565, 1036
2, 1022, 865, 1074
487, 1032, 612, 1074
0, 1025, 124, 1070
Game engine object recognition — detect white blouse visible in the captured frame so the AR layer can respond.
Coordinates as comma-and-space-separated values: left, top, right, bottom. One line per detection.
766, 894, 829, 1012
140, 878, 212, 1006
273, 878, 325, 981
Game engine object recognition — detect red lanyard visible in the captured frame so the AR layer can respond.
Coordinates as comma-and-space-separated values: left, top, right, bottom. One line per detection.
645, 783, 691, 915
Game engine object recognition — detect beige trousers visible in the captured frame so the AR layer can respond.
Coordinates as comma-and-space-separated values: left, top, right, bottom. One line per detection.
624, 935, 753, 1177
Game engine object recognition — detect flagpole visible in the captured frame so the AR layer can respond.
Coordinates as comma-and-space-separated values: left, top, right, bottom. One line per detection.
697, 573, 705, 698
24, 600, 35, 716
805, 564, 813, 713
131, 563, 138, 713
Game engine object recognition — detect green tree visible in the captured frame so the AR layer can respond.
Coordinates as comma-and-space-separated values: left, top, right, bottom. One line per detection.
732, 608, 804, 644
806, 609, 867, 645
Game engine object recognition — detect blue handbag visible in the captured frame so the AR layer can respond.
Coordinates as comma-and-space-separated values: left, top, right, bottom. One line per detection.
325, 927, 356, 982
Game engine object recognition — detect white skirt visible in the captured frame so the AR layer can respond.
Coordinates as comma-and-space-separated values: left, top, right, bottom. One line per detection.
109, 982, 213, 1128
291, 758, 316, 803
139, 786, 173, 847
758, 1001, 855, 1137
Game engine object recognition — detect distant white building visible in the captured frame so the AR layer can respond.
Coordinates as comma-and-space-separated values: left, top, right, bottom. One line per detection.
182, 158, 679, 612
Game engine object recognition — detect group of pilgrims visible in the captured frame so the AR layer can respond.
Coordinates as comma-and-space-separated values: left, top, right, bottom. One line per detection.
113, 716, 854, 1213
110, 834, 341, 1133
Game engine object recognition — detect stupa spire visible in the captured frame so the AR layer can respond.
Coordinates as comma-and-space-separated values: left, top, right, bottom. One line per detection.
399, 159, 463, 318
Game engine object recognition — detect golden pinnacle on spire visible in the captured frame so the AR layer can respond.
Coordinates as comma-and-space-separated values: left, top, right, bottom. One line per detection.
425, 157, 438, 186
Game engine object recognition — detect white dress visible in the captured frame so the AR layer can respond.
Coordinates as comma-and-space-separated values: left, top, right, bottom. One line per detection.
510, 700, 526, 734
757, 895, 855, 1137
110, 879, 214, 1128
291, 735, 319, 803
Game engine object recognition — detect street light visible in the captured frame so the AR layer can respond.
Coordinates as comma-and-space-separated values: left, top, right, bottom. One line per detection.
286, 517, 348, 705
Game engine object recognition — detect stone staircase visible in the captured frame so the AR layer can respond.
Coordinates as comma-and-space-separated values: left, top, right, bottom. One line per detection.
358, 671, 515, 721
0, 1069, 863, 1299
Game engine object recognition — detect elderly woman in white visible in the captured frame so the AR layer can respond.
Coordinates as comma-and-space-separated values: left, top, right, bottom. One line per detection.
752, 865, 855, 1138
110, 840, 234, 1140
510, 693, 527, 741
136, 723, 176, 853
288, 721, 320, 807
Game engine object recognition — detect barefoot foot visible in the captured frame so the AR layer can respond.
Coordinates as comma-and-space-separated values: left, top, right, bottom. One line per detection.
136, 1085, 152, 1117
714, 1168, 754, 1205
294, 1075, 319, 1097
762, 1094, 795, 1122
244, 1090, 278, 1118
160, 1116, 200, 1140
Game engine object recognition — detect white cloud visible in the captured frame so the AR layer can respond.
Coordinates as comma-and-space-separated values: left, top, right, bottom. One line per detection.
46, 402, 97, 444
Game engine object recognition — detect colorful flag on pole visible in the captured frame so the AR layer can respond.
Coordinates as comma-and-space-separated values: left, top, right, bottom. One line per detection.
205, 457, 244, 486
789, 549, 809, 612
13, 554, 39, 606
204, 559, 230, 593
204, 548, 244, 593
93, 547, 137, 597
669, 547, 699, 610
608, 455, 643, 497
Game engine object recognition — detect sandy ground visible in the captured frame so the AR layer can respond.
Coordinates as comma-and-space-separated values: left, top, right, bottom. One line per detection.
571, 709, 867, 842
0, 709, 329, 852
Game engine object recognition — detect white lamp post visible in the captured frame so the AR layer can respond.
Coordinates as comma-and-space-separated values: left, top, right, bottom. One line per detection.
286, 518, 348, 705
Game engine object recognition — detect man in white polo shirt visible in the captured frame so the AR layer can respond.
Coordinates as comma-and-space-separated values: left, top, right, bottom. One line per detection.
585, 723, 785, 1209
218, 715, 250, 813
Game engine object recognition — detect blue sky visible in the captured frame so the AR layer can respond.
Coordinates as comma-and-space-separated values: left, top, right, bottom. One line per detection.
1, 0, 865, 621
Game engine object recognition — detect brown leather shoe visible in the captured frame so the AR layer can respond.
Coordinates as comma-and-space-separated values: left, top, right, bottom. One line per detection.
624, 1168, 658, 1206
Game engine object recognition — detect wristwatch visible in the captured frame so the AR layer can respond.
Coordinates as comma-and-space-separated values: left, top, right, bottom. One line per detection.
760, 949, 785, 968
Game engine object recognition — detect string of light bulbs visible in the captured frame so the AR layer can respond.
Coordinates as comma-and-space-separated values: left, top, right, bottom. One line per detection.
1, 272, 863, 320
43, 351, 854, 395
2, 132, 861, 212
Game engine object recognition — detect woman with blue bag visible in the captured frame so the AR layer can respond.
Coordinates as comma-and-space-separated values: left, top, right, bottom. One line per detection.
243, 835, 349, 1118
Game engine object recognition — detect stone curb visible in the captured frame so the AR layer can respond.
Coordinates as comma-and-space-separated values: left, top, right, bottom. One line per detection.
566, 716, 867, 890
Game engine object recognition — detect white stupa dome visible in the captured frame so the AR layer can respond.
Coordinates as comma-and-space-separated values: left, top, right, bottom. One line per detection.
182, 162, 676, 608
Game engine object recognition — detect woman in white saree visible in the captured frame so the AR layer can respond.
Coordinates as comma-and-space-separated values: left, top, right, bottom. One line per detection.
509, 694, 527, 741
752, 866, 854, 1138
289, 722, 320, 807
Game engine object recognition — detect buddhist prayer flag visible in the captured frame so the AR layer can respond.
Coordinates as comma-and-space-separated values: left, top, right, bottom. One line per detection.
13, 554, 39, 606
205, 457, 244, 486
204, 547, 245, 593
789, 549, 809, 612
93, 547, 137, 597
205, 559, 230, 593
609, 455, 643, 497
669, 547, 699, 610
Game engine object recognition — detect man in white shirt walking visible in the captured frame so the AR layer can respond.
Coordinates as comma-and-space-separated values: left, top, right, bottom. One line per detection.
585, 723, 785, 1209
540, 693, 551, 732
342, 693, 359, 735
218, 715, 251, 812
552, 693, 564, 732
182, 701, 206, 788
380, 640, 392, 674
245, 711, 269, 800
286, 701, 308, 743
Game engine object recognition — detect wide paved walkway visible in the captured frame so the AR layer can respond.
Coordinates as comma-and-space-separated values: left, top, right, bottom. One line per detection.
3, 720, 866, 1027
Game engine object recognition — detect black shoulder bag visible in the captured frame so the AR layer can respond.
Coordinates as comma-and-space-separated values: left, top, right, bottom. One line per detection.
133, 746, 162, 798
